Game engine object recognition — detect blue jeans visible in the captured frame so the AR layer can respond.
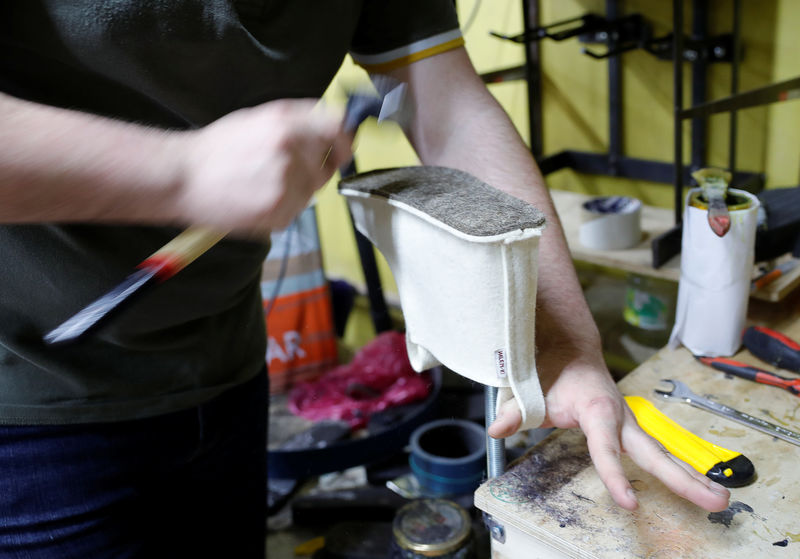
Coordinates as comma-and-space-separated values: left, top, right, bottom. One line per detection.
0, 370, 268, 559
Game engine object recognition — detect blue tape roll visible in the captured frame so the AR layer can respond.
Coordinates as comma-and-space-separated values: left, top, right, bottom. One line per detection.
409, 419, 486, 496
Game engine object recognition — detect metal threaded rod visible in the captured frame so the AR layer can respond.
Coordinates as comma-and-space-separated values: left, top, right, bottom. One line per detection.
484, 385, 507, 479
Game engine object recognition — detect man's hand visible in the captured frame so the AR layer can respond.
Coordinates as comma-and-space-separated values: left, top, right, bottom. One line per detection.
488, 360, 732, 513
180, 99, 353, 236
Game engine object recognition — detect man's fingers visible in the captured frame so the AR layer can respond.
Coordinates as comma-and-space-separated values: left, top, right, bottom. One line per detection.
488, 398, 521, 439
323, 132, 354, 177
579, 399, 638, 510
295, 106, 354, 183
622, 424, 730, 512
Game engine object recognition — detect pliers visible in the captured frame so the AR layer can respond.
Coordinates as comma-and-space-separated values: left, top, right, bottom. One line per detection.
696, 356, 800, 397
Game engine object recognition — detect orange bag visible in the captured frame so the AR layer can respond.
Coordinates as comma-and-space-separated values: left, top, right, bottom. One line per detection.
262, 206, 338, 394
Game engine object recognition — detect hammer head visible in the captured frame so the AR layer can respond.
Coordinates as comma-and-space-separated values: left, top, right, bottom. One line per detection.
376, 81, 408, 124
343, 77, 410, 133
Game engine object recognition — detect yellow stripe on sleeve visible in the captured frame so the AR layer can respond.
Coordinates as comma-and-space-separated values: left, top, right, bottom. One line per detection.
355, 37, 465, 74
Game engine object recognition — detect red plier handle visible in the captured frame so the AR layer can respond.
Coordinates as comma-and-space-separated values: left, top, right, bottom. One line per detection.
697, 356, 800, 396
742, 326, 800, 373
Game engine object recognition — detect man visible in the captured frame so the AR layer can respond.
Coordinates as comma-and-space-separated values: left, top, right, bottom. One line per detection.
0, 1, 729, 557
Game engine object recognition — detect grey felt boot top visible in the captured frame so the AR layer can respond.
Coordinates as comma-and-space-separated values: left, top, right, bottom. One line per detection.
339, 166, 545, 237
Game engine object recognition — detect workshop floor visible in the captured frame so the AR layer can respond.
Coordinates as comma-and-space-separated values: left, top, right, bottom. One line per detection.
265, 367, 503, 559
266, 513, 323, 558
265, 268, 673, 558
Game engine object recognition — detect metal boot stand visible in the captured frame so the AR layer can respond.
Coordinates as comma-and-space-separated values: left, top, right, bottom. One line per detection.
482, 385, 507, 544
341, 160, 510, 550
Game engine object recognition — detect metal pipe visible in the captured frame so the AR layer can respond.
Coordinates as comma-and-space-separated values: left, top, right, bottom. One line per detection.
484, 385, 506, 479
690, 0, 708, 172
673, 0, 684, 225
523, 0, 544, 159
607, 0, 622, 175
679, 76, 800, 119
729, 0, 742, 174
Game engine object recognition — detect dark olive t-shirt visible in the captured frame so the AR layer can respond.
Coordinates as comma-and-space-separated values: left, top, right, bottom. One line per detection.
0, 0, 461, 424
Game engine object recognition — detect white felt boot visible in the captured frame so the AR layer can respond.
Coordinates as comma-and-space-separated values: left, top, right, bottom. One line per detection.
339, 166, 547, 431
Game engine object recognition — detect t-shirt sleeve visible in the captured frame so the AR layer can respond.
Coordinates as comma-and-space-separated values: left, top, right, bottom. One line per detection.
349, 0, 464, 73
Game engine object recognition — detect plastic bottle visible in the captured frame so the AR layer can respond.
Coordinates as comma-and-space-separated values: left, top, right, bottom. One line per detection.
622, 274, 677, 348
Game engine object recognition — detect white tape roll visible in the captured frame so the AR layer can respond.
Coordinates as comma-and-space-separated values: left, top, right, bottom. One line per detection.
579, 196, 642, 250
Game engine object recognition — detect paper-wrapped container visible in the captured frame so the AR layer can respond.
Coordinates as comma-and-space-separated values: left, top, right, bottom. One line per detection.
668, 188, 760, 356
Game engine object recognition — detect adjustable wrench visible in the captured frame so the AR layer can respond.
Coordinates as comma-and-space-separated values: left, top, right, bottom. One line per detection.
655, 379, 800, 447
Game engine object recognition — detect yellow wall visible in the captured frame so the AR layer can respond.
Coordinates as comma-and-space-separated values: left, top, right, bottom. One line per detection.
538, 0, 793, 202
315, 0, 800, 302
764, 0, 800, 187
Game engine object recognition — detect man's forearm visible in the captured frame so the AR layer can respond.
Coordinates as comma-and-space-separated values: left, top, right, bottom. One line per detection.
0, 92, 184, 225
0, 93, 353, 235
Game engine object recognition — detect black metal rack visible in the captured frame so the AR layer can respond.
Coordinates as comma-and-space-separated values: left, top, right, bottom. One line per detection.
508, 0, 764, 191
486, 0, 800, 267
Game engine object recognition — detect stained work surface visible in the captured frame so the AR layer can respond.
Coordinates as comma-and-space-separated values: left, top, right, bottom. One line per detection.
475, 298, 800, 558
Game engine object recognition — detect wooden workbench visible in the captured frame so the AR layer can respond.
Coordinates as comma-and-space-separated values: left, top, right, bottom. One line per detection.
549, 188, 800, 302
475, 292, 800, 558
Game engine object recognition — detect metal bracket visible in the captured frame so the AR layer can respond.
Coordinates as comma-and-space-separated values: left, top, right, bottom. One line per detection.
491, 13, 650, 59
578, 13, 652, 60
492, 12, 735, 63
490, 13, 610, 44
645, 32, 735, 63
482, 513, 507, 544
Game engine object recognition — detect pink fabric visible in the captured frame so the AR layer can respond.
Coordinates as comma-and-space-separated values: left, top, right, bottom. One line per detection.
288, 331, 432, 429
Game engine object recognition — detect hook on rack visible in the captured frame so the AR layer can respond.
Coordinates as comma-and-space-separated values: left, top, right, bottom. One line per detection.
492, 12, 735, 63
491, 12, 650, 58
578, 14, 652, 60
644, 32, 735, 63
489, 13, 609, 44
582, 41, 640, 60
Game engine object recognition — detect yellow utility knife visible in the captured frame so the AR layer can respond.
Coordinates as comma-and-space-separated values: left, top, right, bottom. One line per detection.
625, 396, 755, 487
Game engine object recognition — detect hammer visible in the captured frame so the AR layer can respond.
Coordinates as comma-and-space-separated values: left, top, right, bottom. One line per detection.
44, 81, 409, 345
